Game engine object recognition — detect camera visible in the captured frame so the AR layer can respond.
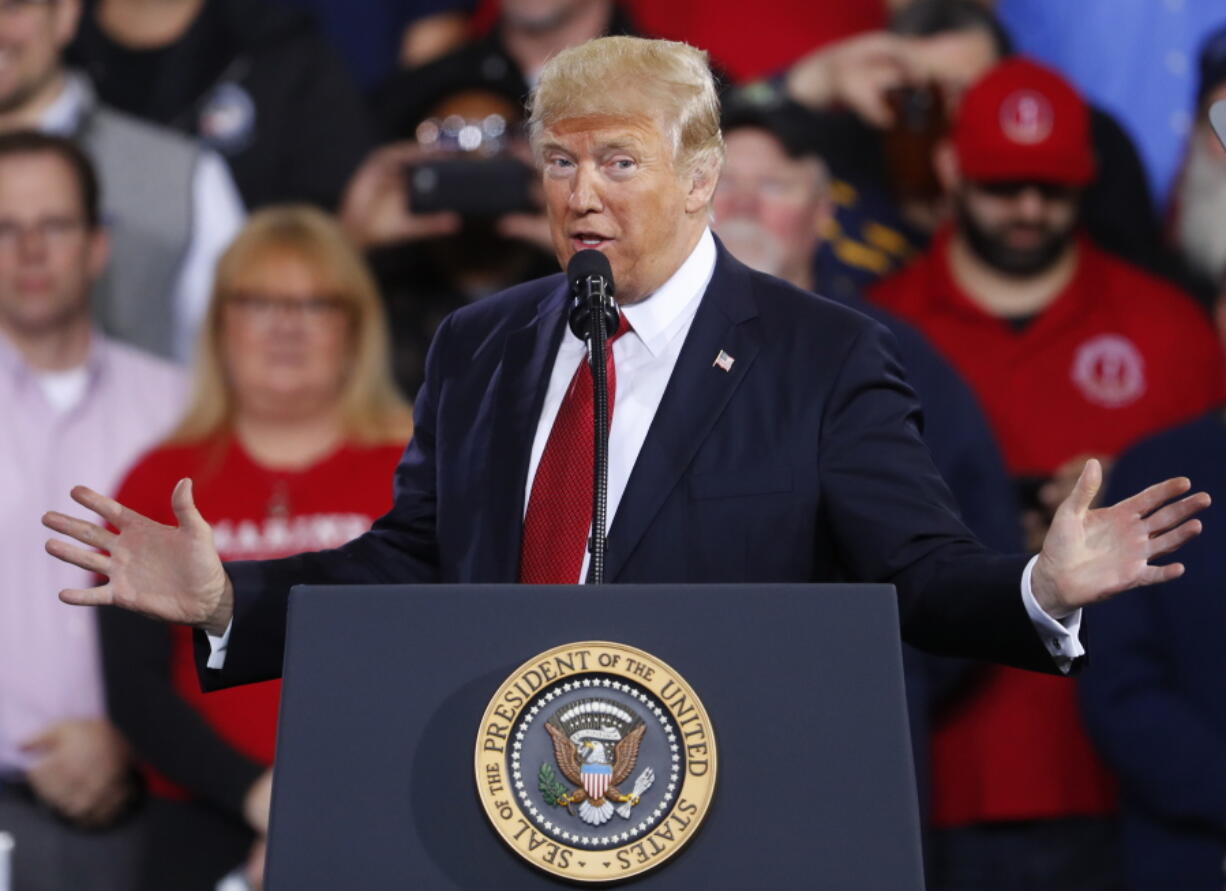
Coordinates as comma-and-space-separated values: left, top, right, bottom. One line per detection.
406, 112, 537, 217
407, 156, 536, 216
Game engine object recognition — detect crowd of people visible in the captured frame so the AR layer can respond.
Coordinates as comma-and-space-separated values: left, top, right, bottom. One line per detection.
5, 1, 1226, 889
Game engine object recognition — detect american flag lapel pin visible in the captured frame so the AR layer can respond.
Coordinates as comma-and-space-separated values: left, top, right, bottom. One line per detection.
713, 350, 735, 372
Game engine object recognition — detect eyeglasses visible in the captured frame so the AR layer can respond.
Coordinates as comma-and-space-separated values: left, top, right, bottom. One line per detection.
0, 216, 87, 249
226, 293, 350, 323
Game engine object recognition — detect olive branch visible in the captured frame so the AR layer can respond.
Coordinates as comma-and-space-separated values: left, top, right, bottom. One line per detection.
538, 763, 570, 807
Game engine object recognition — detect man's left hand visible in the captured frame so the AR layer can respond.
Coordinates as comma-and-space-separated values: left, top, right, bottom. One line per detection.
1032, 458, 1210, 617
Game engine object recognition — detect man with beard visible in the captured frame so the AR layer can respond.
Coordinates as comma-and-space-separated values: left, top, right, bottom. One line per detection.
712, 95, 1021, 868
1170, 22, 1226, 306
713, 95, 1020, 556
872, 58, 1225, 889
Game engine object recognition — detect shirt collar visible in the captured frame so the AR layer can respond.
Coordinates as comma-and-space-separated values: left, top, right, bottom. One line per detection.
0, 325, 107, 385
618, 227, 717, 358
39, 72, 91, 136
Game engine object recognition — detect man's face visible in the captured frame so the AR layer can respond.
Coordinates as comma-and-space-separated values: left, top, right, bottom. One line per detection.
1201, 82, 1226, 164
0, 152, 104, 337
1173, 82, 1226, 283
502, 0, 593, 32
712, 127, 828, 286
955, 179, 1080, 277
0, 0, 78, 114
540, 112, 714, 304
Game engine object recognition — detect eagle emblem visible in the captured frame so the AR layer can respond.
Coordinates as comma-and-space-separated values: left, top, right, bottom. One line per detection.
540, 698, 655, 826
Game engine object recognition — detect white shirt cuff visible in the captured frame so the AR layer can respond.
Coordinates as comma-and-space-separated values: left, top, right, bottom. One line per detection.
205, 619, 233, 669
1020, 554, 1084, 673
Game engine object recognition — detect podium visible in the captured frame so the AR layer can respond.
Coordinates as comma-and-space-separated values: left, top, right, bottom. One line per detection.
265, 584, 925, 889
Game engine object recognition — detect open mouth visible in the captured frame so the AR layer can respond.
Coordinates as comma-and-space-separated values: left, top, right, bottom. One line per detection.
571, 233, 612, 250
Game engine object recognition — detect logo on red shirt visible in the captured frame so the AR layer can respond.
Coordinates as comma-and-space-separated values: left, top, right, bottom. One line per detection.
1071, 334, 1146, 408
999, 90, 1054, 145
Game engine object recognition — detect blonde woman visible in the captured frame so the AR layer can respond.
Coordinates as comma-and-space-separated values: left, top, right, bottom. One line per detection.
99, 206, 412, 890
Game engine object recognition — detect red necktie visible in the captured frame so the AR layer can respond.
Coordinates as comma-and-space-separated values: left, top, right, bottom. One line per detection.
520, 315, 632, 584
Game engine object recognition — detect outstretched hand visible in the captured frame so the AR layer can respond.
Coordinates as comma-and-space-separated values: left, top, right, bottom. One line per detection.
42, 479, 234, 635
1031, 459, 1210, 617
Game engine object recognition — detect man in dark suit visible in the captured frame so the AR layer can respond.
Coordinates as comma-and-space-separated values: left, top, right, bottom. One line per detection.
43, 36, 1207, 692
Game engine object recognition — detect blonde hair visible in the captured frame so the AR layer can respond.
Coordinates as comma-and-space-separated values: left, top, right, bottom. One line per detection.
528, 36, 724, 178
168, 205, 413, 445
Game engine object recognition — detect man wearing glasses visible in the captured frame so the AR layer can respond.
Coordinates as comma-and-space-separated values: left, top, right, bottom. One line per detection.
0, 0, 243, 362
872, 57, 1226, 890
0, 131, 186, 890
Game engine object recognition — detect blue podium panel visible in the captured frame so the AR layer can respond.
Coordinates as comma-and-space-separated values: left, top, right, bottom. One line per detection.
266, 584, 924, 889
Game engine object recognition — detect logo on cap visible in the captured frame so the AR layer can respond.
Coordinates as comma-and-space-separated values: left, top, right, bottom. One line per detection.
1000, 90, 1054, 145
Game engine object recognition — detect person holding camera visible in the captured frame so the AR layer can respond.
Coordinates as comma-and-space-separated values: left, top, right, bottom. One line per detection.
775, 0, 1163, 305
340, 80, 558, 398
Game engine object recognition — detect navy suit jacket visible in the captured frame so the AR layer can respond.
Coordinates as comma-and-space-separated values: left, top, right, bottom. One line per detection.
203, 243, 1058, 689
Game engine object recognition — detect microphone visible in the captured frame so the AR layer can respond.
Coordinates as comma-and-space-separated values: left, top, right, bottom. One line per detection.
563, 249, 618, 586
567, 249, 619, 341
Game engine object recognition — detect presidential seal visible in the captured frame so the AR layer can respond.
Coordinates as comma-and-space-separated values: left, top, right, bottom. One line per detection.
475, 642, 717, 882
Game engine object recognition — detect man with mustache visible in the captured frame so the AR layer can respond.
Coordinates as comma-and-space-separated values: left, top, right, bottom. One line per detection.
872, 58, 1226, 888
40, 48, 1216, 880
711, 93, 1021, 866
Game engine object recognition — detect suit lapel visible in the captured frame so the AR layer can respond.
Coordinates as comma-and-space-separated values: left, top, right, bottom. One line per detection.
482, 282, 569, 580
604, 245, 762, 579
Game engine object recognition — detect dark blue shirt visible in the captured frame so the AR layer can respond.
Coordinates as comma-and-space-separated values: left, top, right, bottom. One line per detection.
1080, 410, 1226, 891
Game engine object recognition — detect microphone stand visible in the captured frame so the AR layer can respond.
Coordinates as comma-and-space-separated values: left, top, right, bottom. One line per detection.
584, 276, 613, 585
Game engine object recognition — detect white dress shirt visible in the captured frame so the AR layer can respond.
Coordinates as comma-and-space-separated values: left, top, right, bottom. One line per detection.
211, 228, 1083, 671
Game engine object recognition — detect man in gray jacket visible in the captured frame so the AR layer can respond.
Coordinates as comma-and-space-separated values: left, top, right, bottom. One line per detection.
0, 0, 244, 361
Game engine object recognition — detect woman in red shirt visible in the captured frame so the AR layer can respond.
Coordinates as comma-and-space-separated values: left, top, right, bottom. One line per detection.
101, 205, 413, 890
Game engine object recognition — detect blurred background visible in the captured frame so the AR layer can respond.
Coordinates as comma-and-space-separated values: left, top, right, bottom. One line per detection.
4, 1, 1226, 889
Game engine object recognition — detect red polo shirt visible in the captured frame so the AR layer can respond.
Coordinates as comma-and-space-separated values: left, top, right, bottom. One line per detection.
872, 228, 1224, 825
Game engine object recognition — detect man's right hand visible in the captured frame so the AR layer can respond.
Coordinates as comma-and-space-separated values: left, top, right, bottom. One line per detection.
339, 141, 462, 250
785, 31, 915, 127
42, 478, 234, 635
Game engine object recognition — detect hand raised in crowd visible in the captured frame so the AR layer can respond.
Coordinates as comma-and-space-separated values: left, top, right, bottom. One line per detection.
496, 211, 554, 253
21, 718, 133, 827
493, 142, 555, 255
42, 479, 234, 635
1031, 459, 1209, 617
339, 141, 463, 250
785, 31, 916, 127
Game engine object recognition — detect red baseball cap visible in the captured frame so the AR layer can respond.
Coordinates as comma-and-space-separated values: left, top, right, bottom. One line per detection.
952, 57, 1096, 187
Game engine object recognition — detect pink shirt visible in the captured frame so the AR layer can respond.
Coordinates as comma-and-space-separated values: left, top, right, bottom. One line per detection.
0, 331, 186, 774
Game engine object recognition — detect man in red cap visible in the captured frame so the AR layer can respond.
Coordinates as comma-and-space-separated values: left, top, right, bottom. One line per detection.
872, 57, 1226, 889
